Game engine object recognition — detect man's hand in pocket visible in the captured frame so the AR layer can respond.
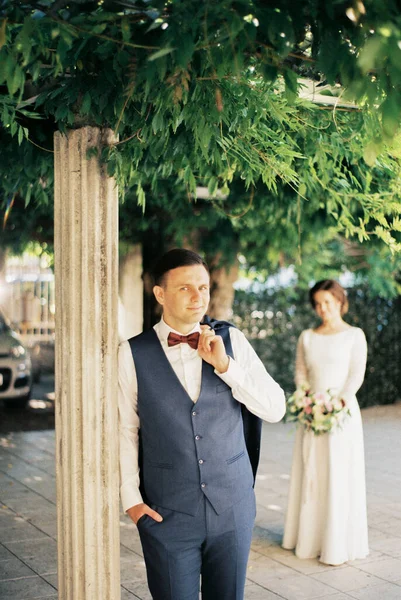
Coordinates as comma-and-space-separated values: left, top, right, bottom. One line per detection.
126, 503, 163, 525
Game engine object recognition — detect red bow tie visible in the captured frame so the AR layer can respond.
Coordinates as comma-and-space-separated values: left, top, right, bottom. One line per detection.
167, 331, 200, 350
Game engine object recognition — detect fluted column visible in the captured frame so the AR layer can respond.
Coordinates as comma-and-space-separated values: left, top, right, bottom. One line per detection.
54, 127, 120, 600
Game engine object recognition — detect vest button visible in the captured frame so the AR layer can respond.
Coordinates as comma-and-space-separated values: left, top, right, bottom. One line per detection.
198, 459, 204, 464
195, 435, 201, 441
201, 482, 206, 488
192, 411, 197, 416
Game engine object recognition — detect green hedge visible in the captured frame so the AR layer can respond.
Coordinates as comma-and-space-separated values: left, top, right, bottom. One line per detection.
232, 286, 401, 408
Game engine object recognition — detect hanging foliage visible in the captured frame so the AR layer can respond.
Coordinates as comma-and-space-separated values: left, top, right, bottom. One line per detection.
1, 0, 401, 259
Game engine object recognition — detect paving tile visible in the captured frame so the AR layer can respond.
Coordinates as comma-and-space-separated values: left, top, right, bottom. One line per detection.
120, 551, 147, 582
0, 479, 28, 497
0, 495, 55, 516
254, 573, 338, 599
249, 549, 264, 561
122, 580, 153, 600
348, 581, 401, 600
121, 588, 140, 599
120, 524, 145, 557
246, 555, 298, 584
0, 521, 49, 543
375, 519, 401, 537
314, 595, 353, 600
25, 515, 57, 539
251, 541, 286, 558
3, 537, 58, 575
0, 557, 37, 580
267, 550, 347, 575
0, 406, 400, 599
251, 525, 285, 556
0, 575, 56, 600
0, 544, 15, 561
0, 504, 15, 518
41, 573, 57, 587
346, 550, 385, 566
356, 557, 401, 582
1, 460, 49, 482
18, 504, 57, 521
368, 536, 401, 554
311, 565, 383, 592
244, 582, 285, 599
367, 526, 394, 543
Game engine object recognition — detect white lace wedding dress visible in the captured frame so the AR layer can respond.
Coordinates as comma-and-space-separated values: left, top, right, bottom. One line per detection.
282, 327, 369, 565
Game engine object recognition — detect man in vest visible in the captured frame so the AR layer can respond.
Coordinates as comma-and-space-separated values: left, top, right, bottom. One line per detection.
118, 248, 286, 600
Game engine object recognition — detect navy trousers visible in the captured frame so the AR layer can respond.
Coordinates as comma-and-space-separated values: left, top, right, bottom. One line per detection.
137, 489, 256, 600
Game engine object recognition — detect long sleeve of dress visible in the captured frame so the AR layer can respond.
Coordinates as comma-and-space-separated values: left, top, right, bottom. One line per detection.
340, 328, 367, 403
294, 331, 309, 388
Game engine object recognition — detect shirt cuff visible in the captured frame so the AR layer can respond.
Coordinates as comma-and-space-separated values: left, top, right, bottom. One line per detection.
120, 482, 143, 514
214, 357, 245, 389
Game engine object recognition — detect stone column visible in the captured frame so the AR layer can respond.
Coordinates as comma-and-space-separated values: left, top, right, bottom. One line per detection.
208, 260, 239, 321
54, 127, 120, 600
119, 243, 143, 341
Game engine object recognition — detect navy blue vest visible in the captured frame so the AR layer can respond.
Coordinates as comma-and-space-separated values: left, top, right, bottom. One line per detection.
128, 320, 256, 516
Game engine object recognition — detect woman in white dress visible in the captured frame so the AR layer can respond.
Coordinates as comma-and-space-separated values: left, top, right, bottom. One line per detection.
282, 279, 369, 565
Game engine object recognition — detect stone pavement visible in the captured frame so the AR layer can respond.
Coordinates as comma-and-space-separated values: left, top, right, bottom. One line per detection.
1, 403, 400, 600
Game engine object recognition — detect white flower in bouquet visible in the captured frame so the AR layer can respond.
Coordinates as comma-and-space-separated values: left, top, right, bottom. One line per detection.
312, 403, 324, 416
313, 391, 331, 406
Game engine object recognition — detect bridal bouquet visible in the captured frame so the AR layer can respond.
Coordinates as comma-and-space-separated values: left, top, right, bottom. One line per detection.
285, 385, 351, 435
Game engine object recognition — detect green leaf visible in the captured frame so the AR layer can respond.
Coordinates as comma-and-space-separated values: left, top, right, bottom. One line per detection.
176, 35, 194, 67
121, 17, 131, 43
363, 142, 379, 167
283, 69, 298, 101
381, 94, 401, 139
25, 185, 32, 206
358, 37, 383, 73
92, 23, 108, 34
81, 91, 92, 115
298, 183, 307, 197
148, 46, 175, 61
152, 111, 165, 133
146, 19, 163, 33
7, 61, 24, 96
208, 177, 218, 196
261, 63, 278, 83
55, 104, 68, 121
137, 183, 146, 210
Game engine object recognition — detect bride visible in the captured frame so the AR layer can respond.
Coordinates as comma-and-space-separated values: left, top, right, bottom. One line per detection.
282, 279, 369, 565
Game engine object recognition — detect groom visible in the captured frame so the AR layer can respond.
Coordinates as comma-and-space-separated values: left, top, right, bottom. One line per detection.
118, 248, 285, 600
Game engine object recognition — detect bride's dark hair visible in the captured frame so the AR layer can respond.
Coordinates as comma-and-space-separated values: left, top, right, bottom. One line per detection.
309, 280, 349, 315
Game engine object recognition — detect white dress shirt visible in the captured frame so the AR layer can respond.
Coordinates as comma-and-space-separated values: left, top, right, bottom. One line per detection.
118, 318, 286, 512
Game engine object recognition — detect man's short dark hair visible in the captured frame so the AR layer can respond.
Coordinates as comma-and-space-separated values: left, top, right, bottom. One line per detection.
152, 248, 209, 286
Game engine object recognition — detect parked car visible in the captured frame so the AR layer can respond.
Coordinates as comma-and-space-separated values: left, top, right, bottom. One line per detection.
0, 311, 33, 407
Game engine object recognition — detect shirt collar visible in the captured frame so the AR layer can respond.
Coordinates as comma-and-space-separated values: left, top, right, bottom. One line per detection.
156, 317, 201, 343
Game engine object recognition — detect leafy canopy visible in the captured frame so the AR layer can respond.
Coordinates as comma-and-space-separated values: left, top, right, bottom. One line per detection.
1, 0, 401, 267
